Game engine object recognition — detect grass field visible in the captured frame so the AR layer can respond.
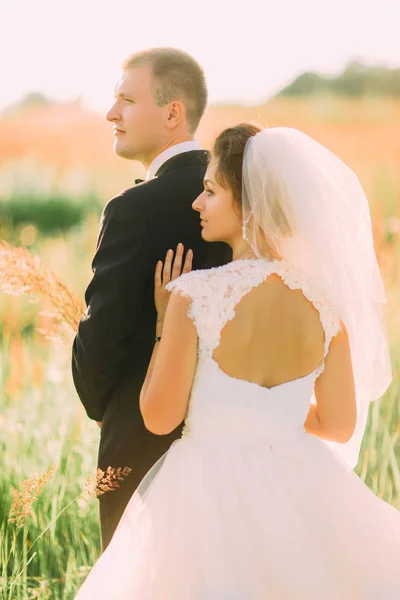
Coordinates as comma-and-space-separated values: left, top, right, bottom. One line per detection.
0, 97, 399, 598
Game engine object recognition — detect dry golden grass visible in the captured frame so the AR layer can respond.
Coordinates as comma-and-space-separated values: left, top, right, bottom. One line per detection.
8, 467, 56, 529
82, 467, 133, 501
0, 241, 84, 344
8, 465, 132, 529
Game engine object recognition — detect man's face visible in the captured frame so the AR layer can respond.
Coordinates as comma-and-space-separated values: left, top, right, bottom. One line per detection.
106, 65, 166, 164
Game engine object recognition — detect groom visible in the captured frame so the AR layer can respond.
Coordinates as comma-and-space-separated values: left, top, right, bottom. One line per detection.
72, 47, 231, 548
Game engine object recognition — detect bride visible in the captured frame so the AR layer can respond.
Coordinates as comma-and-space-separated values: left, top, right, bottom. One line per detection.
75, 124, 398, 599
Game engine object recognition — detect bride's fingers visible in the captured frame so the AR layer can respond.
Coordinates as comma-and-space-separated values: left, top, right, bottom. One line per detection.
162, 249, 174, 286
182, 249, 193, 274
159, 244, 191, 287
171, 243, 184, 280
154, 260, 163, 289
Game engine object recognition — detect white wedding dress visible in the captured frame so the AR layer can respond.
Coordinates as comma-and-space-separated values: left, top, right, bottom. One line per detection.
75, 259, 400, 599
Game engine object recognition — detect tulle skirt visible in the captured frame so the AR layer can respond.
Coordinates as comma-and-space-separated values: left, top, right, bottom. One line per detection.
75, 430, 400, 599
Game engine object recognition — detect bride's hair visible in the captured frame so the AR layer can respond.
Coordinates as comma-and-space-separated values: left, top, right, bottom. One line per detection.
212, 123, 263, 207
213, 122, 285, 261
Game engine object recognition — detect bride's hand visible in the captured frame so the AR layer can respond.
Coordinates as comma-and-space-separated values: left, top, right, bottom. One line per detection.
154, 243, 193, 323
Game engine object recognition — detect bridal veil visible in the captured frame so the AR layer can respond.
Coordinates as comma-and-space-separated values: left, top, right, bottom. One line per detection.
241, 127, 392, 468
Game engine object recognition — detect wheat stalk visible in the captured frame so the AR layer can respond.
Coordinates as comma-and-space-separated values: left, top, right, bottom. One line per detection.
82, 466, 133, 501
0, 240, 84, 343
8, 466, 56, 529
8, 465, 132, 531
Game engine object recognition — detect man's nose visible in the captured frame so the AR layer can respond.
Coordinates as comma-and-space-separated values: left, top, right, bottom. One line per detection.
106, 102, 120, 123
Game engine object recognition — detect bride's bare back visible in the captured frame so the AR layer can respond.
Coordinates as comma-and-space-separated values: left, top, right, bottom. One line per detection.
213, 273, 325, 390
211, 270, 356, 443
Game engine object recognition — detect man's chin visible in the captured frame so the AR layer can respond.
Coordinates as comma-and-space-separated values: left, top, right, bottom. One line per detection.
114, 142, 137, 161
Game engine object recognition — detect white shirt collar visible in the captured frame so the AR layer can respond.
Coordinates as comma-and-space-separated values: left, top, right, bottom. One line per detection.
146, 140, 203, 181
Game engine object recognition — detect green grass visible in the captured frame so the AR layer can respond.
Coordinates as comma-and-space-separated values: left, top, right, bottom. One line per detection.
0, 335, 101, 599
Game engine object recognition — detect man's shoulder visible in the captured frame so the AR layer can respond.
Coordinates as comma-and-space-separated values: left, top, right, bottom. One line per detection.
101, 181, 158, 220
104, 168, 205, 218
108, 179, 158, 204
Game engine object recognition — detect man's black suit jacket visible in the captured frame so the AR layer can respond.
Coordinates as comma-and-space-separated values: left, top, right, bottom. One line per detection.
72, 150, 231, 543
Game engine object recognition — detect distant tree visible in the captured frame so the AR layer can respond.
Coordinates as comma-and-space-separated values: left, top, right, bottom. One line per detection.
1, 92, 56, 116
277, 61, 400, 98
277, 72, 325, 96
18, 92, 55, 108
330, 61, 368, 96
1, 93, 85, 117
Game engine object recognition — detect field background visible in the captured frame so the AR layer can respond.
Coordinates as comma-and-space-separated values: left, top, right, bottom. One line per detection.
1, 96, 400, 598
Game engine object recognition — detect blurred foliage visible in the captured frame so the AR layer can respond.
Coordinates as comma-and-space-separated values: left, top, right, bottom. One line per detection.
0, 192, 101, 237
2, 93, 84, 117
14, 93, 54, 109
278, 61, 400, 98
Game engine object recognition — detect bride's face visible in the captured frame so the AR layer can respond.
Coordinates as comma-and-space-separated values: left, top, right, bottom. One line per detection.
192, 159, 242, 244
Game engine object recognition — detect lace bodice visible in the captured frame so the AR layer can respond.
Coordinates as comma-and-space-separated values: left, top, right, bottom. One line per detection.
166, 258, 341, 378
165, 259, 342, 445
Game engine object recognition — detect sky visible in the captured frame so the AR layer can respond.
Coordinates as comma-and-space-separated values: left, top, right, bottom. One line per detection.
1, 0, 399, 113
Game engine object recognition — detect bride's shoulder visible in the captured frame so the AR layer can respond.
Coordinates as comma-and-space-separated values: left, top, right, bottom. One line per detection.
165, 262, 235, 299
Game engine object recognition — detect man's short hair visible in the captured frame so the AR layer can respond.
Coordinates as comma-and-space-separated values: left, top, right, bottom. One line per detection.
122, 48, 207, 134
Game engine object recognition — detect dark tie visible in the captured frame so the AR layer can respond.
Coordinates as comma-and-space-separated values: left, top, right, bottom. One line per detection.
135, 178, 145, 185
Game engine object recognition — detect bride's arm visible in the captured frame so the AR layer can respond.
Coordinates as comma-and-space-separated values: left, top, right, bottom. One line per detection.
139, 293, 198, 435
304, 326, 357, 444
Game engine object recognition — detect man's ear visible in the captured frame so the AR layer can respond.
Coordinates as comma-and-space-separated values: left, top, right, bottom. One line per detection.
165, 100, 185, 130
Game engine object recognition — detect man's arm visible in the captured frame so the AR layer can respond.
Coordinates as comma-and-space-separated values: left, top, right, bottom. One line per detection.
72, 193, 153, 421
